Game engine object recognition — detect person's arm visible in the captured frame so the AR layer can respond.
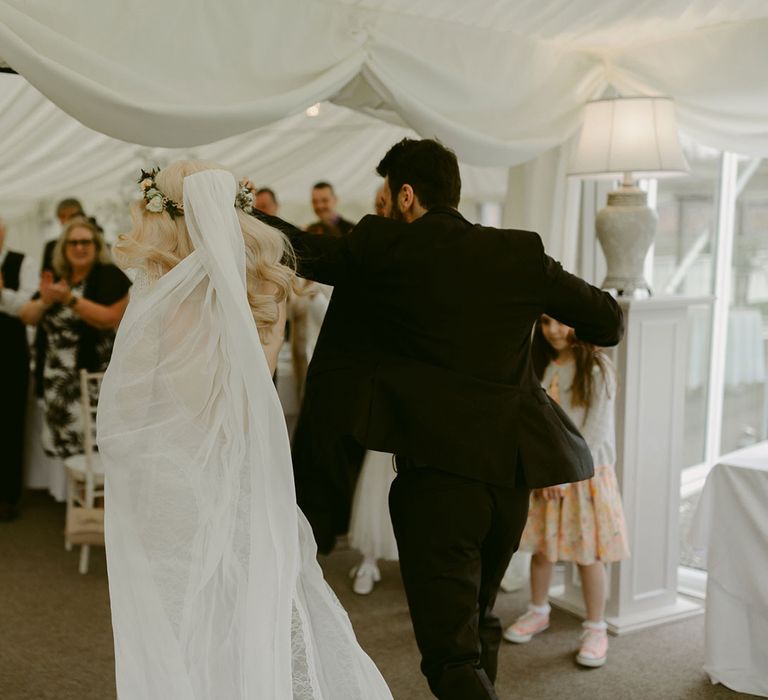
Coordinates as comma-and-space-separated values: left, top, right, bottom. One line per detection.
65, 290, 129, 330
254, 211, 361, 286
19, 297, 49, 325
20, 270, 57, 325
0, 254, 38, 316
540, 241, 624, 347
579, 364, 616, 461
65, 264, 132, 330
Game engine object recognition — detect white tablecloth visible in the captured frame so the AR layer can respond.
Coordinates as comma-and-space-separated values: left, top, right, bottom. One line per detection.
23, 391, 67, 502
690, 441, 768, 697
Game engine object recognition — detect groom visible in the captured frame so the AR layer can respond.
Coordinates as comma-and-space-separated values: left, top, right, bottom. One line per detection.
255, 138, 623, 699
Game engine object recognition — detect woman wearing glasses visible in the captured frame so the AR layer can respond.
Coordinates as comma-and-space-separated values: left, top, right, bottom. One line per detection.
20, 217, 130, 460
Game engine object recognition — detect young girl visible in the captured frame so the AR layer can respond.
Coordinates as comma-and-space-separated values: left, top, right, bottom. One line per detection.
504, 314, 629, 667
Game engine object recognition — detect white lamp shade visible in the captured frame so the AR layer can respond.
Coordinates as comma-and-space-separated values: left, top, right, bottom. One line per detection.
568, 97, 689, 179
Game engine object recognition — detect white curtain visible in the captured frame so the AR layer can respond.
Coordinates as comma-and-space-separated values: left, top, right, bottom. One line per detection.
2, 203, 48, 258
502, 141, 581, 269
609, 18, 768, 158
1, 0, 768, 165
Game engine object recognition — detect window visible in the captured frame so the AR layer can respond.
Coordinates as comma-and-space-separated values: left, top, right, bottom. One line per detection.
653, 138, 721, 467
720, 157, 768, 452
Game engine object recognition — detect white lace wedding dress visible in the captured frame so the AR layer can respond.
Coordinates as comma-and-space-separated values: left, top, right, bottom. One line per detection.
97, 170, 392, 699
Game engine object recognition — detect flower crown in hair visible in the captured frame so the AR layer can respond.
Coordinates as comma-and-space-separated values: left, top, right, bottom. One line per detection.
138, 168, 184, 219
138, 168, 259, 219
235, 180, 256, 215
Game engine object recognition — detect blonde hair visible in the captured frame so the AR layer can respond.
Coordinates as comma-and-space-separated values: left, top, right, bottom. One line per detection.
53, 217, 112, 280
115, 160, 295, 342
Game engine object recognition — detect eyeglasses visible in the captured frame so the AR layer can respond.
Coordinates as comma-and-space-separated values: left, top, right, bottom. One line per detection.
66, 239, 95, 248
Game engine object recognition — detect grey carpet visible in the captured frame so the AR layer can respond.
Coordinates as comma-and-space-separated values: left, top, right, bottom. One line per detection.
0, 491, 755, 700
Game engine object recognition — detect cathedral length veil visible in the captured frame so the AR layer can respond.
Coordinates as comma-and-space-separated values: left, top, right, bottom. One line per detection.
97, 170, 392, 699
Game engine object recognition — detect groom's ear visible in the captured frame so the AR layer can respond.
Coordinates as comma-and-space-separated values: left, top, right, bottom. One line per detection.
398, 184, 416, 211
397, 184, 427, 223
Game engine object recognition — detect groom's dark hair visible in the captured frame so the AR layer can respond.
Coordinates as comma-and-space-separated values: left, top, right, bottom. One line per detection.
376, 138, 461, 210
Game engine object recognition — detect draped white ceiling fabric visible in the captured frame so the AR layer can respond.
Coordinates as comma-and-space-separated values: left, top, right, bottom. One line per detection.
1, 0, 768, 167
0, 73, 507, 224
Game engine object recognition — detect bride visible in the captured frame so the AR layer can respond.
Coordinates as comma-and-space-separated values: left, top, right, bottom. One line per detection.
97, 161, 393, 699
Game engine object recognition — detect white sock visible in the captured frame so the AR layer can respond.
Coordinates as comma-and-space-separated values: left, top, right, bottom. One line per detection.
529, 602, 551, 615
583, 619, 607, 631
361, 555, 377, 570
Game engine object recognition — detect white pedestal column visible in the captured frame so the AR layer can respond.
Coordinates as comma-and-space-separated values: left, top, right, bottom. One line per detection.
551, 297, 705, 634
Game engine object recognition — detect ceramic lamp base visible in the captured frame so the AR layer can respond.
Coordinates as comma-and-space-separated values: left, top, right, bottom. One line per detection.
596, 186, 656, 297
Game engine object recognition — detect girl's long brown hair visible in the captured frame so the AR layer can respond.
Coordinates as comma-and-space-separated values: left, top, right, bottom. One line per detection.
531, 316, 612, 410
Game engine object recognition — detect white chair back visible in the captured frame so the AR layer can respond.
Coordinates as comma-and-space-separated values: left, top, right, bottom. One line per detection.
64, 369, 106, 573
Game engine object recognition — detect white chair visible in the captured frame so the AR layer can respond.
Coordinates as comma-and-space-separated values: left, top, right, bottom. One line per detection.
63, 369, 105, 574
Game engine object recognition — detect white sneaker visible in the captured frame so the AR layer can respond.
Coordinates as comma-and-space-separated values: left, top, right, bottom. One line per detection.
576, 625, 608, 668
349, 561, 381, 595
503, 608, 550, 643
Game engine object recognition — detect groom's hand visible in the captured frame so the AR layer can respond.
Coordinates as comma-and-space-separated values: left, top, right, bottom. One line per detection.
242, 177, 257, 198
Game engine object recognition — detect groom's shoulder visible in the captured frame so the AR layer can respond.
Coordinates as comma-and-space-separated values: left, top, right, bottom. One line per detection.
350, 211, 545, 257
354, 214, 404, 234
349, 214, 411, 248
479, 224, 545, 255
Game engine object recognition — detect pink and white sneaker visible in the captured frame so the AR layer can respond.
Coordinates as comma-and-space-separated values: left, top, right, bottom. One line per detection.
503, 607, 550, 643
576, 623, 608, 667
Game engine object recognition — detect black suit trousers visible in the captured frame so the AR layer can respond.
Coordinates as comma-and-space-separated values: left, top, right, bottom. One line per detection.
389, 462, 530, 700
0, 348, 29, 506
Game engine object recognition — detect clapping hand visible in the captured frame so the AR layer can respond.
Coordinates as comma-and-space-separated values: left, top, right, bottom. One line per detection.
39, 271, 71, 305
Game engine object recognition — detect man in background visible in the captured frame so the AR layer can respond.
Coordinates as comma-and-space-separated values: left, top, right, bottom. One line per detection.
0, 217, 38, 521
292, 181, 353, 393
41, 197, 84, 272
254, 187, 279, 216
307, 182, 354, 236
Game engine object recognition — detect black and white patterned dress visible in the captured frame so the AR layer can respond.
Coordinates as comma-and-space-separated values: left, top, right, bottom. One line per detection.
40, 265, 130, 458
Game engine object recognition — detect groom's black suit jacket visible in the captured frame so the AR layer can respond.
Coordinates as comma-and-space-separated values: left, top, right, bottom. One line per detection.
260, 207, 623, 492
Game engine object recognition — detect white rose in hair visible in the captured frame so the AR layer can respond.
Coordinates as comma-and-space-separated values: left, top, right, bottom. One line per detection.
146, 196, 165, 213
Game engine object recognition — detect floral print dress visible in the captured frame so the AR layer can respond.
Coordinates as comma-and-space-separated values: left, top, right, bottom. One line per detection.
519, 359, 630, 565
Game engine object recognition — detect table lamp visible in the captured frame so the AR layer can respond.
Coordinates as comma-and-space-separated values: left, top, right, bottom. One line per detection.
568, 96, 689, 297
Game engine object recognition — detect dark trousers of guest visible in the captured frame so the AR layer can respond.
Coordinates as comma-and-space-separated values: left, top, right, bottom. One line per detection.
389, 460, 530, 700
0, 349, 30, 509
